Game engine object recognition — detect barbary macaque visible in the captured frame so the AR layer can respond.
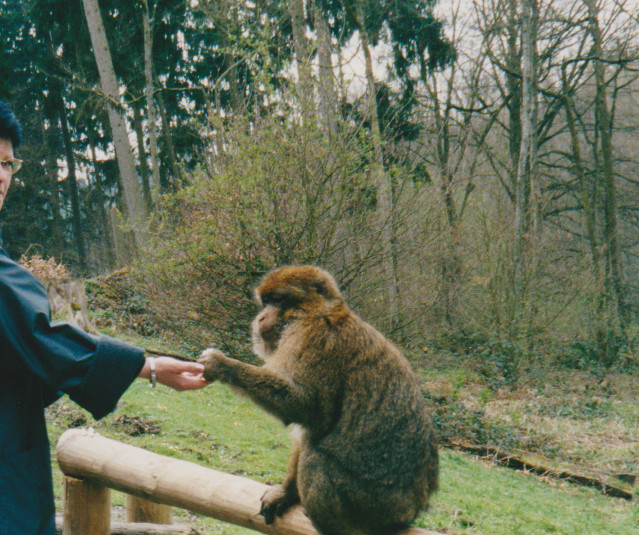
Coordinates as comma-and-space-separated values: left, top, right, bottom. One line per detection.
199, 265, 438, 535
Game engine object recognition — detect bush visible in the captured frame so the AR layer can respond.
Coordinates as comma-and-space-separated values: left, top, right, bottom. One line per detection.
474, 336, 521, 391
135, 120, 385, 354
558, 332, 632, 372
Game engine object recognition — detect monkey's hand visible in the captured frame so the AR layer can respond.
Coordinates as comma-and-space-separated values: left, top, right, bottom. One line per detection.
260, 484, 299, 524
198, 348, 228, 382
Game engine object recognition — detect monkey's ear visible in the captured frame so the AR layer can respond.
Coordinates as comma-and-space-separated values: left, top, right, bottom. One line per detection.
313, 279, 331, 298
311, 272, 341, 300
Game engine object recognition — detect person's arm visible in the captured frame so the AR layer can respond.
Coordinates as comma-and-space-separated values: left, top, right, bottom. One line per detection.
0, 250, 206, 420
138, 356, 208, 391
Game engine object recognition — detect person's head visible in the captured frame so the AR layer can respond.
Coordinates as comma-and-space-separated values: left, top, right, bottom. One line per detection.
0, 100, 23, 211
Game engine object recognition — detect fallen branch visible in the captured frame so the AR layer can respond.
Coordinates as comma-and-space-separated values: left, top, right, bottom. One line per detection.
444, 439, 634, 500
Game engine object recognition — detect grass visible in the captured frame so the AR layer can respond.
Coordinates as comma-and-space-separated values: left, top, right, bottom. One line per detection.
46, 361, 639, 535
48, 381, 286, 534
423, 452, 638, 534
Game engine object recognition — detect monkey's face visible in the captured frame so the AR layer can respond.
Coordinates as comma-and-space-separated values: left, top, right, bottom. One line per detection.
252, 304, 287, 360
251, 265, 344, 360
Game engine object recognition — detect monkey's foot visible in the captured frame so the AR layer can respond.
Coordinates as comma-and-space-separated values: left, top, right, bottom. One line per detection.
260, 485, 299, 524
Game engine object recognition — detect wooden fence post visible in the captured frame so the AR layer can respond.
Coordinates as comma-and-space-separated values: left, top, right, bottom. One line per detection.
126, 495, 173, 525
62, 475, 110, 535
57, 429, 443, 535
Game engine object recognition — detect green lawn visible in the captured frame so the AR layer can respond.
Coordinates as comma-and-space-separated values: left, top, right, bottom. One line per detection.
47, 375, 638, 535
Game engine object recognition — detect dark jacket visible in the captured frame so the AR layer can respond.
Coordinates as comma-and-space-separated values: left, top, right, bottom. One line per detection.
0, 247, 145, 534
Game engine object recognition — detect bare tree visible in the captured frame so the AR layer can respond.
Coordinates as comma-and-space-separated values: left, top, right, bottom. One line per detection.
420, 0, 493, 325
344, 0, 401, 332
513, 0, 539, 328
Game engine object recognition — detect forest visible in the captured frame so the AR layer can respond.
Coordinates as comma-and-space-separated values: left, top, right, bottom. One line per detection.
4, 0, 639, 532
2, 0, 639, 371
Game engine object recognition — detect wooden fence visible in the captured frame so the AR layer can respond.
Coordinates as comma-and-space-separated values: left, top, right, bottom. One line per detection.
56, 429, 441, 535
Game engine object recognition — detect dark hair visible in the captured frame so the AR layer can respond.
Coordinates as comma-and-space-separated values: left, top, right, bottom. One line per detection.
0, 100, 22, 148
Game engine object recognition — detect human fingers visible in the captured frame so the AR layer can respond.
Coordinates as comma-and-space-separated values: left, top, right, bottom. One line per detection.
171, 371, 211, 391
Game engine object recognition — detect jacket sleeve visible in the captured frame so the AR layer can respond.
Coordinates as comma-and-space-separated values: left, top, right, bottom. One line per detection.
0, 250, 145, 420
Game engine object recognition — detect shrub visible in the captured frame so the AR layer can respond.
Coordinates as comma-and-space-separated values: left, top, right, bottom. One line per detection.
475, 336, 521, 390
135, 120, 384, 354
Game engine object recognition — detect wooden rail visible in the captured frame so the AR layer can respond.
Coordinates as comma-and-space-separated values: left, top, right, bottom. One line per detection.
56, 429, 441, 535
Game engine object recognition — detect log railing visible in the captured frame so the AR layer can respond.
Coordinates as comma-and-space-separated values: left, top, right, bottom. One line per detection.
56, 428, 441, 535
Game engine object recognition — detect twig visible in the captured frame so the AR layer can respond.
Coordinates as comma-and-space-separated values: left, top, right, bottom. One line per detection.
144, 347, 198, 362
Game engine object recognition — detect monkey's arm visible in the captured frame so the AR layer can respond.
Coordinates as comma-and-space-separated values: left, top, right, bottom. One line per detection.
199, 349, 312, 425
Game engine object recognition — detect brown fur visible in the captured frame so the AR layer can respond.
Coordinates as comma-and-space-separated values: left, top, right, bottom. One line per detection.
199, 265, 438, 535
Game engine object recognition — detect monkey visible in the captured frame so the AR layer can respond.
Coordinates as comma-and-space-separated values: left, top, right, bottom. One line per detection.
199, 265, 438, 535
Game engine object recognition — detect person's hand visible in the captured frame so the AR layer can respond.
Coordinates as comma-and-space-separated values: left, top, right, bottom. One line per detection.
139, 356, 210, 391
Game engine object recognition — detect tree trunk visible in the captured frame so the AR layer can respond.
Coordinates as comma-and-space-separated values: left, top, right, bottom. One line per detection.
348, 2, 400, 332
131, 104, 153, 211
584, 0, 627, 358
82, 0, 148, 250
313, 2, 338, 137
90, 143, 116, 271
157, 92, 182, 189
562, 92, 611, 360
43, 117, 64, 257
56, 94, 87, 273
426, 69, 462, 326
142, 0, 161, 203
506, 0, 522, 187
563, 95, 600, 277
513, 0, 538, 331
288, 0, 314, 124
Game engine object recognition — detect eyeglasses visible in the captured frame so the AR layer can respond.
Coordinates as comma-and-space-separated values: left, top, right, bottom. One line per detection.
0, 159, 23, 174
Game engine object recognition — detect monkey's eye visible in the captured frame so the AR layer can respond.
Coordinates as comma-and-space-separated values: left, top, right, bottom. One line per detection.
262, 292, 295, 309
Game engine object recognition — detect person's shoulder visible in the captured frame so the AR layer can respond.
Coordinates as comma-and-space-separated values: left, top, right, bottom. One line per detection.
0, 247, 16, 273
0, 247, 22, 271
0, 248, 42, 290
